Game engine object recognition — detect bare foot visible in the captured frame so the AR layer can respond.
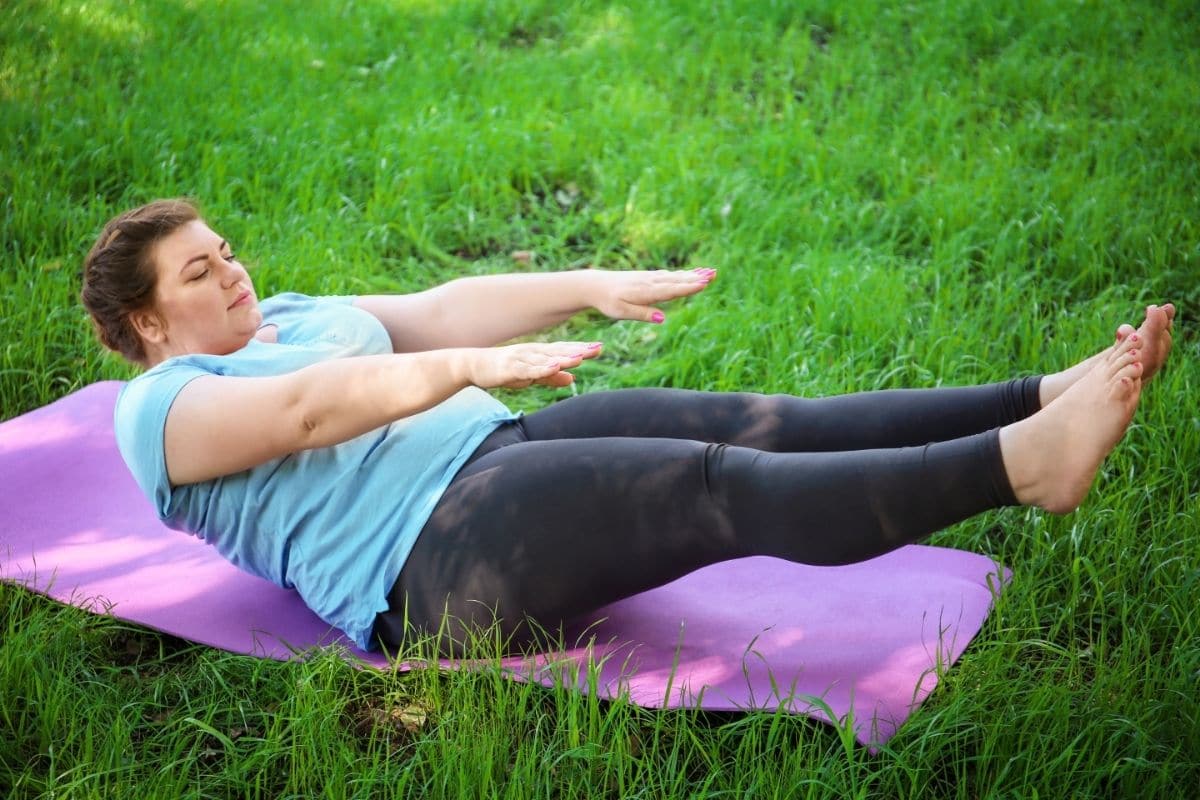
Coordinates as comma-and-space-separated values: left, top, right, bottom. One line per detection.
1116, 302, 1174, 382
1001, 332, 1143, 514
1038, 301, 1175, 406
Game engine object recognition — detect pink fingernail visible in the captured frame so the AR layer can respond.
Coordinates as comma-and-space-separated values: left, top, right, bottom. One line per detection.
587, 342, 602, 349
651, 311, 665, 323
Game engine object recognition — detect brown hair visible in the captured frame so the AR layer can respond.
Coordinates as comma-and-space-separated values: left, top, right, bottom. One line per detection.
80, 199, 200, 365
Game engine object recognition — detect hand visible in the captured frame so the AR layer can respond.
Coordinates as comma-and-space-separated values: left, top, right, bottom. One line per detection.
591, 268, 716, 324
466, 341, 603, 389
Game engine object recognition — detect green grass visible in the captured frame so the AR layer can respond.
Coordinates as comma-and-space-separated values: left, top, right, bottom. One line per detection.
2, 0, 1199, 796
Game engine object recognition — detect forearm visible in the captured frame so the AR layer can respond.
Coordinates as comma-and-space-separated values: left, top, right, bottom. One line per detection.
292, 350, 473, 449
424, 270, 601, 346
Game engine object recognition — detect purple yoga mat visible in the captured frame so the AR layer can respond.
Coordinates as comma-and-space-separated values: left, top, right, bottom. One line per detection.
0, 382, 1010, 749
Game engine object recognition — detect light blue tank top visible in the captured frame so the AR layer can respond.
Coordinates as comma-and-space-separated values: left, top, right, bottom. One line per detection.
114, 293, 518, 649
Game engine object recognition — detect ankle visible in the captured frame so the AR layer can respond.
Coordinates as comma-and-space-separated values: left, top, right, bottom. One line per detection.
998, 422, 1038, 506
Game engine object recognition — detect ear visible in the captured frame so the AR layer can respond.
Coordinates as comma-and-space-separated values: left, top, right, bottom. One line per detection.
128, 307, 167, 344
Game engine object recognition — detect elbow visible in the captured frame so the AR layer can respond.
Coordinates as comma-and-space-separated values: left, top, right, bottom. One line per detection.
283, 378, 324, 451
298, 410, 320, 443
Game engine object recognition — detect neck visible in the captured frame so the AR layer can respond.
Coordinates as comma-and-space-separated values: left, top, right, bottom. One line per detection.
141, 341, 173, 368
141, 334, 255, 367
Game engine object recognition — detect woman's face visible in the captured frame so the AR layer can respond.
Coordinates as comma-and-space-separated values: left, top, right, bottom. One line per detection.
147, 219, 262, 358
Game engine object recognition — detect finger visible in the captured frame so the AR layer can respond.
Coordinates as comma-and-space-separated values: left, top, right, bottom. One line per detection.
667, 280, 712, 298
609, 302, 665, 323
656, 266, 715, 278
552, 350, 600, 368
552, 353, 585, 369
631, 283, 707, 311
652, 268, 716, 288
515, 358, 565, 381
641, 271, 715, 305
544, 342, 603, 360
513, 355, 570, 387
536, 371, 576, 388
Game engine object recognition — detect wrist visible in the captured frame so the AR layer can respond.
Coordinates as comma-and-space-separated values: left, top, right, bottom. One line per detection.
575, 268, 609, 312
438, 348, 478, 388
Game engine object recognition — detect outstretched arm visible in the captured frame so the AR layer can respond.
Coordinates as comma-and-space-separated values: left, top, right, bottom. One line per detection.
354, 267, 716, 352
162, 341, 601, 486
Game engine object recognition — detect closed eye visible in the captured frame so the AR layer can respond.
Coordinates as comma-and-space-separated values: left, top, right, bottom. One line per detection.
189, 252, 235, 279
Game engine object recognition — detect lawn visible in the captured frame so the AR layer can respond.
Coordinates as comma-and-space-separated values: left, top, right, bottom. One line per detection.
2, 0, 1198, 796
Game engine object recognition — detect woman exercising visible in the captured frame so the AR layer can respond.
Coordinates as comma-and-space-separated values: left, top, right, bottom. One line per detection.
81, 199, 1175, 654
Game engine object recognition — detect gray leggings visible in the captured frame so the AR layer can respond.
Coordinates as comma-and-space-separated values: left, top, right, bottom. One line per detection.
374, 378, 1041, 653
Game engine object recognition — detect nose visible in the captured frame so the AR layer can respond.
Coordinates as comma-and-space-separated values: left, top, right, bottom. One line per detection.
219, 257, 247, 288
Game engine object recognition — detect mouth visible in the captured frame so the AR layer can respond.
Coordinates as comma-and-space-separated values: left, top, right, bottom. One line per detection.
228, 290, 253, 310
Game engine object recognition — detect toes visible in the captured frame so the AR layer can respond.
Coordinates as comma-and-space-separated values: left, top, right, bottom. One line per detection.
1109, 328, 1140, 360
1115, 364, 1144, 397
1115, 347, 1141, 369
1116, 323, 1136, 341
1103, 344, 1144, 381
1115, 358, 1143, 382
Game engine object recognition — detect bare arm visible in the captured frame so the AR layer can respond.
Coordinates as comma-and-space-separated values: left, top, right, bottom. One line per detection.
163, 341, 600, 486
353, 267, 715, 352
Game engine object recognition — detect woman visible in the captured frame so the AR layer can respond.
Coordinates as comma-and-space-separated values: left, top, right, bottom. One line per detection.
81, 199, 1175, 655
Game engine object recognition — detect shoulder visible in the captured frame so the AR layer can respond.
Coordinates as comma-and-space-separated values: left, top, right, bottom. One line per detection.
116, 360, 211, 448
118, 359, 210, 415
260, 292, 389, 353
116, 356, 229, 461
114, 361, 212, 516
260, 292, 356, 318
259, 292, 361, 335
